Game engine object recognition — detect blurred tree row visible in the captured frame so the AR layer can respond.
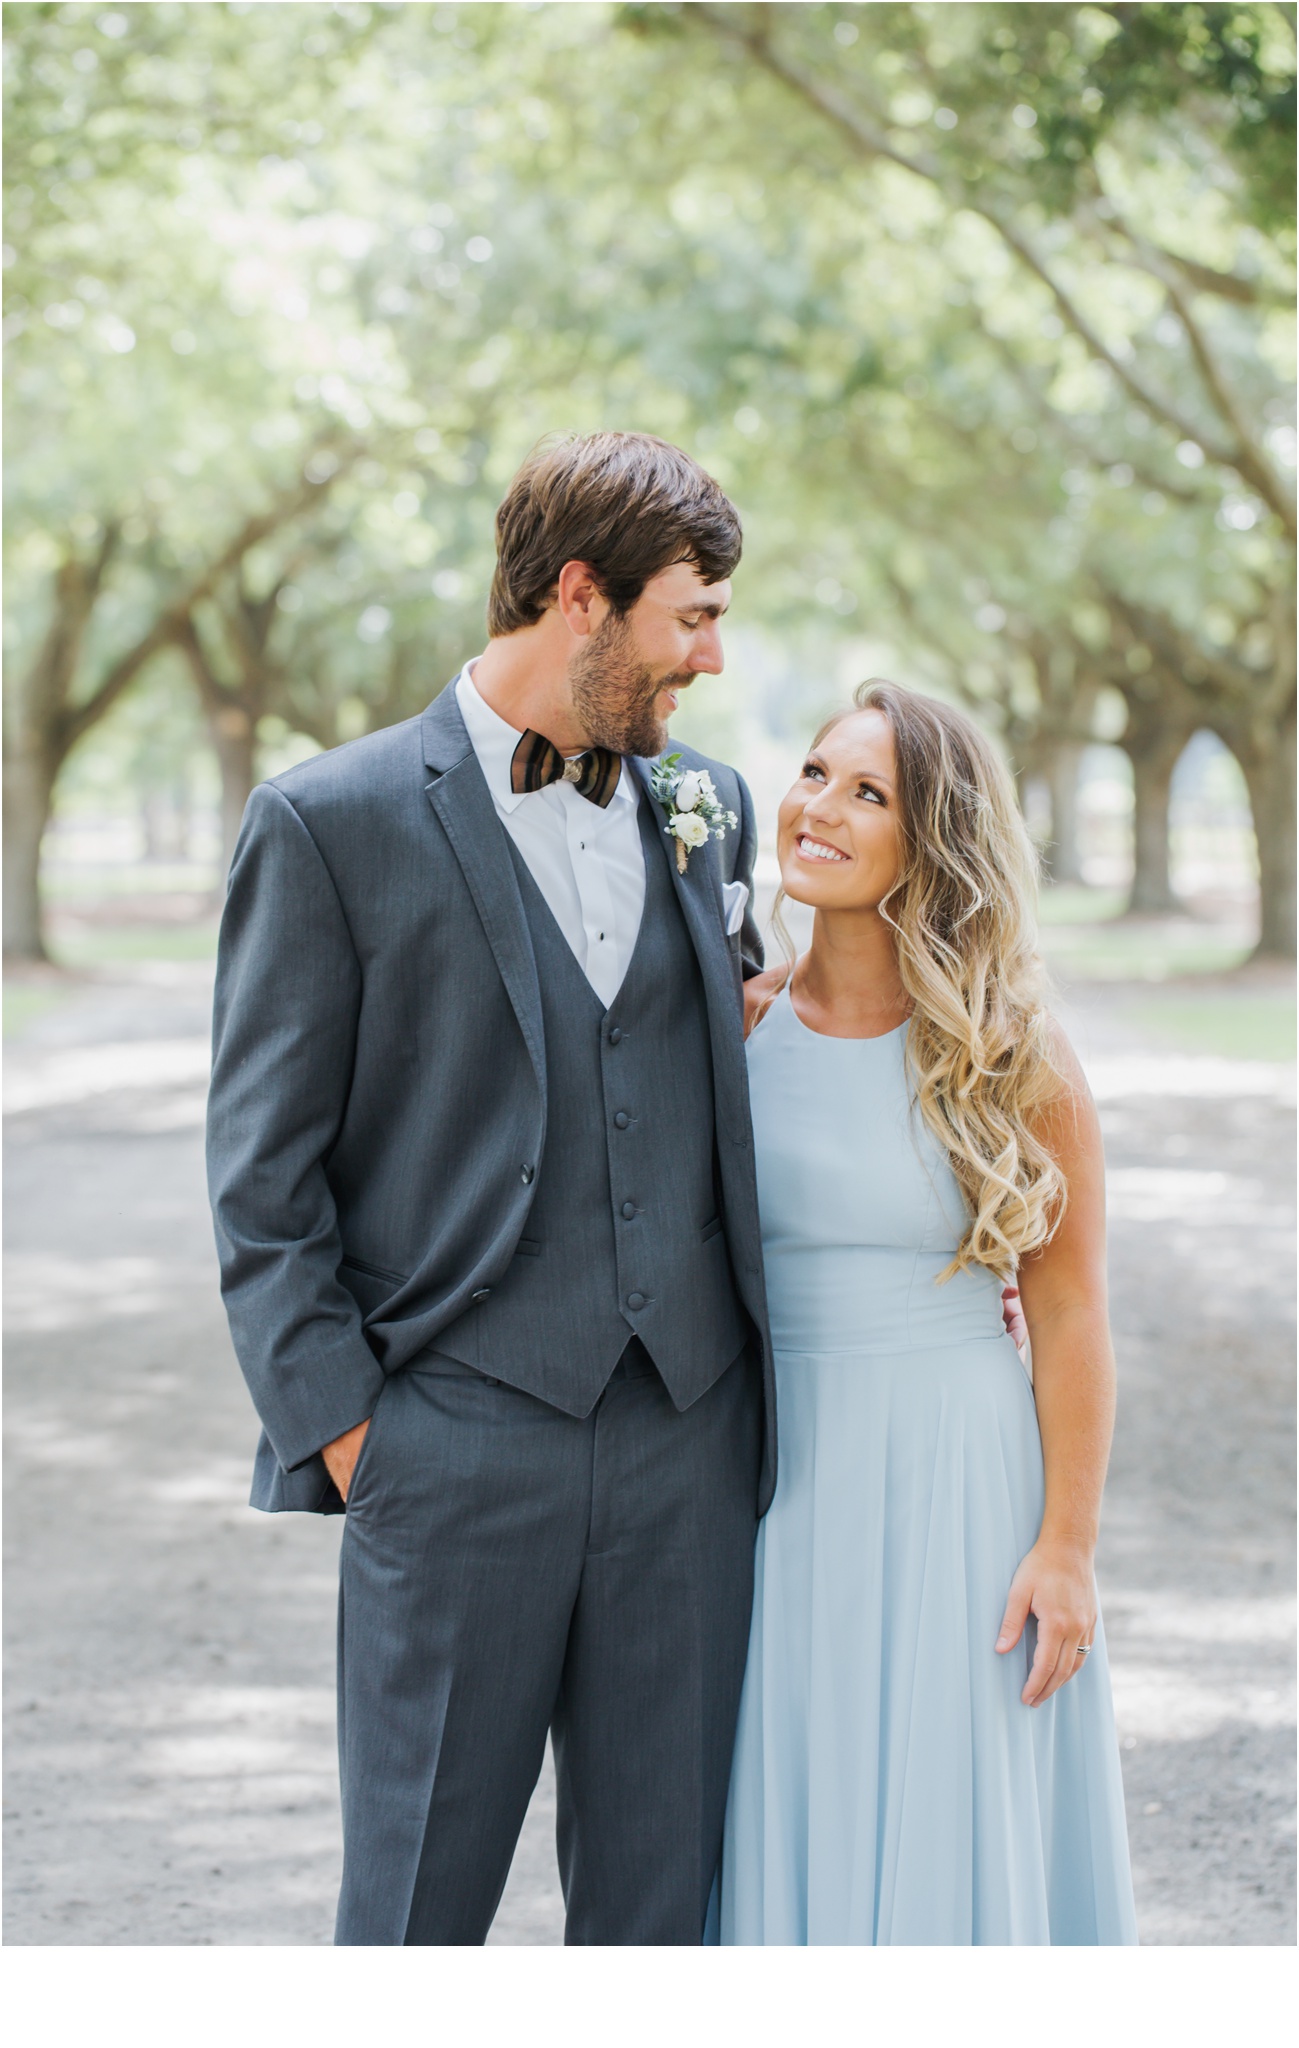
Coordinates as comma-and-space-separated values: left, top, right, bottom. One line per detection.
4, 1, 1294, 959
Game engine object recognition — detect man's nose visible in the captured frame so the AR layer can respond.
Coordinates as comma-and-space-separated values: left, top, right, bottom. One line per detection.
692, 622, 725, 675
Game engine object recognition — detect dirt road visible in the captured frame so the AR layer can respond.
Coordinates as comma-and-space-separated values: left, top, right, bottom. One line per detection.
4, 960, 1293, 1943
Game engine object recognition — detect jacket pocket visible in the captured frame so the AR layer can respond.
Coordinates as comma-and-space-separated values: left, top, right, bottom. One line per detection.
339, 1254, 409, 1287
513, 1238, 541, 1257
700, 1217, 723, 1244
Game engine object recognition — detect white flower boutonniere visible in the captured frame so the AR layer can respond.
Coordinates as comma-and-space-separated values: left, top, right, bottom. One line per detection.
649, 754, 739, 873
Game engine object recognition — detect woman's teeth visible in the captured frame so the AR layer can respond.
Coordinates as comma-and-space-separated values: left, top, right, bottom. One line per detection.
798, 836, 847, 863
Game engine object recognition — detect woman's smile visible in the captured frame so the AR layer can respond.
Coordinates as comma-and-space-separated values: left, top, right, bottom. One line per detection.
795, 833, 850, 864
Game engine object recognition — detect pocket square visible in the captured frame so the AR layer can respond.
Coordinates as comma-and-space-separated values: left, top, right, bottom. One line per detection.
722, 880, 749, 937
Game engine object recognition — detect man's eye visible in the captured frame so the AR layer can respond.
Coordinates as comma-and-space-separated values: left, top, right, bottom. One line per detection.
681, 616, 702, 630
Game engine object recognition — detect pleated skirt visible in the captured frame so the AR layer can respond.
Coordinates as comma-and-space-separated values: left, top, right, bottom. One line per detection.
709, 1337, 1138, 1945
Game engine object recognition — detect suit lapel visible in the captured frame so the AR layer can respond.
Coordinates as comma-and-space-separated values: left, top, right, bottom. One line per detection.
630, 755, 748, 1119
419, 699, 745, 1127
421, 683, 547, 1096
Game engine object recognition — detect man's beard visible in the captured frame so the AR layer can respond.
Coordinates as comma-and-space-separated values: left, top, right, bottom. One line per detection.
569, 609, 691, 759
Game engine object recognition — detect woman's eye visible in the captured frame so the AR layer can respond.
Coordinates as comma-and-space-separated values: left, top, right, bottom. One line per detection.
801, 761, 823, 781
858, 785, 885, 805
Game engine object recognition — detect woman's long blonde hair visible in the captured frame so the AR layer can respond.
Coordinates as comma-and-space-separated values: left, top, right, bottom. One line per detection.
777, 679, 1066, 1280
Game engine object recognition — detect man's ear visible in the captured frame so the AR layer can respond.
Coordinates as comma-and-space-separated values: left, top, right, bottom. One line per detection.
555, 560, 606, 640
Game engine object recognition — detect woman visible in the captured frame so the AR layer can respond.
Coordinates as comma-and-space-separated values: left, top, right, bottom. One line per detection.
710, 681, 1137, 1945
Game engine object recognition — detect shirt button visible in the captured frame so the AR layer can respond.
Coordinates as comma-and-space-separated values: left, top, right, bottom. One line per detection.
626, 1292, 646, 1311
621, 1201, 636, 1220
471, 1287, 491, 1304
520, 1162, 534, 1184
613, 1111, 630, 1130
608, 1027, 623, 1046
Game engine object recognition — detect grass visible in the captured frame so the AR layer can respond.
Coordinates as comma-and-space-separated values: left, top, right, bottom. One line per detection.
47, 920, 220, 968
1037, 885, 1254, 983
41, 860, 220, 901
1117, 993, 1296, 1063
3, 983, 73, 1041
1037, 886, 1130, 927
1040, 922, 1254, 981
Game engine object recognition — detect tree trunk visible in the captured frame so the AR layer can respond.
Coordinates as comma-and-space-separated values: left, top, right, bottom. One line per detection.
2, 745, 58, 962
1043, 739, 1086, 884
1123, 729, 1185, 915
1237, 708, 1297, 960
2, 536, 119, 962
206, 704, 258, 876
4, 469, 349, 955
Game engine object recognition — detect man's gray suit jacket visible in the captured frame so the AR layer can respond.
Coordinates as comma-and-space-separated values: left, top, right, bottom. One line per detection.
206, 681, 777, 1518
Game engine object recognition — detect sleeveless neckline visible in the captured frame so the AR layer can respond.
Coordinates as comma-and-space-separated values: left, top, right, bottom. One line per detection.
752, 979, 910, 1047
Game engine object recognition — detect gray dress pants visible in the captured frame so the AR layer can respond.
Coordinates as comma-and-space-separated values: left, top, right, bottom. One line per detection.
333, 1339, 762, 1945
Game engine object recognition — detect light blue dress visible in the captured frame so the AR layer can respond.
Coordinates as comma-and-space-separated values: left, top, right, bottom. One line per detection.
711, 987, 1138, 1945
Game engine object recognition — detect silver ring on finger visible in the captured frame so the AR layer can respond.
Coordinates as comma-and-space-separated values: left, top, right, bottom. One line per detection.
1075, 1642, 1093, 1656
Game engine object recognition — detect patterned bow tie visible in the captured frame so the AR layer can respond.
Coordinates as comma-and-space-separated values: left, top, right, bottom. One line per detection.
510, 728, 622, 809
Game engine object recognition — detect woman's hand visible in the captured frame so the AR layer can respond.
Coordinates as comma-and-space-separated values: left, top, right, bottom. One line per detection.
996, 1539, 1098, 1707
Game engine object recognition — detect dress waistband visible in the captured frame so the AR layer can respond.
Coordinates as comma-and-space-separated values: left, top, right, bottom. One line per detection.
761, 1244, 1009, 1357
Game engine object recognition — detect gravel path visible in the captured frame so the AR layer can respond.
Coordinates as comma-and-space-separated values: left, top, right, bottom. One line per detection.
4, 961, 1293, 1945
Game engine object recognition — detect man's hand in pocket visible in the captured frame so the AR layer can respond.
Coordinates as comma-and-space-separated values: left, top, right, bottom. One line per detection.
322, 1418, 370, 1503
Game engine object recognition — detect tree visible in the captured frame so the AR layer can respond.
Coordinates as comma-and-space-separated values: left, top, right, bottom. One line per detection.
623, 1, 1295, 946
6, 3, 1293, 957
3, 463, 352, 958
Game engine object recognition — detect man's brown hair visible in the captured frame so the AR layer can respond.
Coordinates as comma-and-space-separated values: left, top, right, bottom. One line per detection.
487, 431, 742, 637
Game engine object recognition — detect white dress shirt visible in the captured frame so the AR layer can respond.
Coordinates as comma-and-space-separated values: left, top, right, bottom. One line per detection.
455, 664, 647, 1009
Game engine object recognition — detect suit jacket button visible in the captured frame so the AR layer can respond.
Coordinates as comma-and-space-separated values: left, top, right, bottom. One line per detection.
608, 1027, 623, 1046
613, 1111, 630, 1130
520, 1162, 534, 1184
626, 1291, 646, 1311
621, 1201, 637, 1220
471, 1287, 491, 1303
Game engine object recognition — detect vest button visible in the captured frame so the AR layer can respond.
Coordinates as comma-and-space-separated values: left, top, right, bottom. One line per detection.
520, 1162, 534, 1184
613, 1111, 630, 1130
621, 1201, 637, 1220
626, 1291, 646, 1311
471, 1287, 491, 1303
608, 1027, 623, 1046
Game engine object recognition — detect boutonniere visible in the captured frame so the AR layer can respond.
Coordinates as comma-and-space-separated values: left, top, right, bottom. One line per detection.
649, 754, 739, 874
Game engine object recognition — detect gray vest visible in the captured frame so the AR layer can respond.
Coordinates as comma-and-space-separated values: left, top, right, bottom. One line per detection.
434, 796, 751, 1413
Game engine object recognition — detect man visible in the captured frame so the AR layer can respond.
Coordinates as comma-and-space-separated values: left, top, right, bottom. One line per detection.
207, 431, 774, 1945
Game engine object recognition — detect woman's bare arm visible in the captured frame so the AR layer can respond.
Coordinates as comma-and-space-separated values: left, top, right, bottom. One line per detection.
996, 1027, 1117, 1707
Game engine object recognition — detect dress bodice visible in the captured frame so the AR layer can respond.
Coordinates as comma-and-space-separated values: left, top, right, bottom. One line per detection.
746, 984, 1006, 1354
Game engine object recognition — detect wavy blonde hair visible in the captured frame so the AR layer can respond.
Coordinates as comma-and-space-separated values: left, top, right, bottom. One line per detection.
776, 679, 1066, 1280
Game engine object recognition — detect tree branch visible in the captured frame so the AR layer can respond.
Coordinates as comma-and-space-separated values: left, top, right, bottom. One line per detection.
687, 4, 1280, 502
1159, 273, 1296, 538
59, 452, 353, 753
